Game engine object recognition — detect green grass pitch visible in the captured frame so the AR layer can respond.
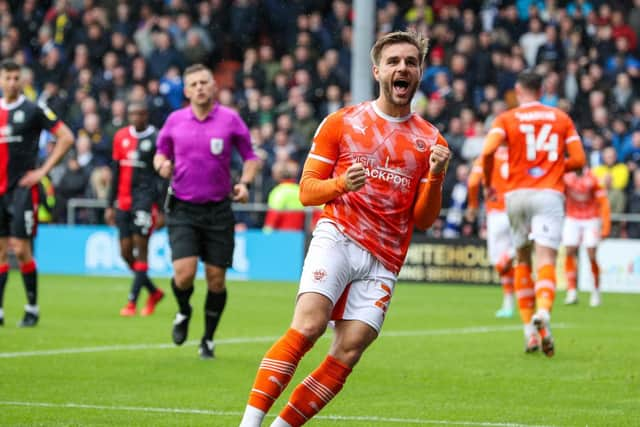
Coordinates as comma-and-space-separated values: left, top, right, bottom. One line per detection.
0, 274, 638, 426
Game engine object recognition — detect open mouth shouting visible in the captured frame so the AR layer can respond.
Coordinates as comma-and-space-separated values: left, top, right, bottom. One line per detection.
392, 78, 411, 99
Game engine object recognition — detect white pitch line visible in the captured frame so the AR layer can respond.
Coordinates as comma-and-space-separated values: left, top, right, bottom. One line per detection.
0, 324, 571, 359
0, 401, 556, 427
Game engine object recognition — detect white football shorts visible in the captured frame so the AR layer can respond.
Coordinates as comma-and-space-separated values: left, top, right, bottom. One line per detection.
505, 189, 565, 250
486, 210, 515, 265
298, 220, 397, 333
562, 217, 601, 248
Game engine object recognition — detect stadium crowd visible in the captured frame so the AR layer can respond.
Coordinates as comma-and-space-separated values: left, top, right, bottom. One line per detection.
3, 0, 640, 236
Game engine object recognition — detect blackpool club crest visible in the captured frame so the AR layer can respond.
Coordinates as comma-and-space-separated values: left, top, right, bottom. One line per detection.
210, 137, 223, 155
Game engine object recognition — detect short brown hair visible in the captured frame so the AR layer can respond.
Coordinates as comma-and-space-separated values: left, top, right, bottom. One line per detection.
516, 71, 543, 92
182, 63, 211, 80
370, 31, 429, 67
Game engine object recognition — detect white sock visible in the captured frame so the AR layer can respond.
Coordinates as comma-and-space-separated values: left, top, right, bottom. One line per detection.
524, 323, 536, 337
503, 293, 514, 310
0, 308, 4, 318
536, 309, 550, 322
270, 417, 293, 427
239, 405, 266, 427
24, 304, 39, 314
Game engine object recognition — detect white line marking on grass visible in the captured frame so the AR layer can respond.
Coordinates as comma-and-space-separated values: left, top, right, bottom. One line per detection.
0, 401, 557, 426
0, 324, 570, 359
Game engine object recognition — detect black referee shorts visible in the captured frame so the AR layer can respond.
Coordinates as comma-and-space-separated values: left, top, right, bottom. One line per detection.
166, 197, 235, 268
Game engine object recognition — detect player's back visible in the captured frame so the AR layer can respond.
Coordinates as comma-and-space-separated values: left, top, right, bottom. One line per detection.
564, 170, 603, 219
496, 101, 580, 194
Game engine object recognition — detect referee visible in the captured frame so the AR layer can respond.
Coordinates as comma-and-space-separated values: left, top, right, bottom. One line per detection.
154, 64, 259, 359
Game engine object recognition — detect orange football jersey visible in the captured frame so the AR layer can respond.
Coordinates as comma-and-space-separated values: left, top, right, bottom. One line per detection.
488, 101, 582, 194
304, 101, 447, 274
564, 170, 606, 219
469, 146, 509, 212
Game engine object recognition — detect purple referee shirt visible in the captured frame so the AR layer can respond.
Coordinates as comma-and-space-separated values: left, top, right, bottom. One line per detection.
157, 103, 258, 203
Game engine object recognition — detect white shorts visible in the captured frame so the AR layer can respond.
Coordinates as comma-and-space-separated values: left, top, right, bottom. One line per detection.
562, 217, 601, 248
505, 190, 565, 250
486, 211, 514, 265
298, 221, 397, 333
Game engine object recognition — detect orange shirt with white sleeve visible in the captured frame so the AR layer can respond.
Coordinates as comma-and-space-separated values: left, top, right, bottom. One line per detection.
564, 169, 611, 236
299, 101, 448, 274
482, 101, 585, 194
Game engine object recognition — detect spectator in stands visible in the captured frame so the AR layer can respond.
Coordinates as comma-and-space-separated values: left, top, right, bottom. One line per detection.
148, 31, 184, 79
263, 160, 306, 232
43, 0, 78, 51
536, 24, 565, 71
37, 79, 66, 118
622, 130, 640, 168
443, 163, 470, 238
593, 146, 630, 214
291, 101, 318, 154
103, 99, 126, 143
159, 66, 184, 110
444, 117, 466, 170
626, 169, 640, 238
318, 84, 343, 118
55, 155, 89, 223
83, 22, 111, 70
229, 0, 259, 56
78, 112, 109, 166
520, 17, 547, 67
146, 78, 171, 127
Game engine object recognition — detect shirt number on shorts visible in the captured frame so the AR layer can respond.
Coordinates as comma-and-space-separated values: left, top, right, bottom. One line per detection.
374, 284, 392, 314
24, 211, 34, 236
519, 124, 558, 162
134, 210, 152, 235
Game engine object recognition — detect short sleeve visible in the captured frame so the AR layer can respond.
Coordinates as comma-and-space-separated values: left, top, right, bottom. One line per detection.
156, 113, 175, 160
36, 104, 63, 133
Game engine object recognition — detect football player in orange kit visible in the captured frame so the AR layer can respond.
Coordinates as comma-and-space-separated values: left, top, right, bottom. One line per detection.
467, 147, 515, 318
481, 71, 585, 357
562, 167, 610, 307
239, 31, 450, 427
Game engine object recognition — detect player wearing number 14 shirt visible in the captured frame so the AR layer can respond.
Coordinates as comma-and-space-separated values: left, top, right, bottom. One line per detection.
481, 71, 585, 357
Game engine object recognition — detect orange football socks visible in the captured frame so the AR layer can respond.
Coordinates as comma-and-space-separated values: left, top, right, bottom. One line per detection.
247, 328, 313, 413
276, 355, 352, 427
514, 263, 534, 323
535, 264, 556, 313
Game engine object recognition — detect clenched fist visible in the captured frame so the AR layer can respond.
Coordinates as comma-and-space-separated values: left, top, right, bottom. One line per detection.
429, 144, 450, 174
344, 162, 366, 192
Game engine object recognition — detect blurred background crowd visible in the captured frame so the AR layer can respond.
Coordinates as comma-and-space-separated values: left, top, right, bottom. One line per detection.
3, 0, 640, 237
